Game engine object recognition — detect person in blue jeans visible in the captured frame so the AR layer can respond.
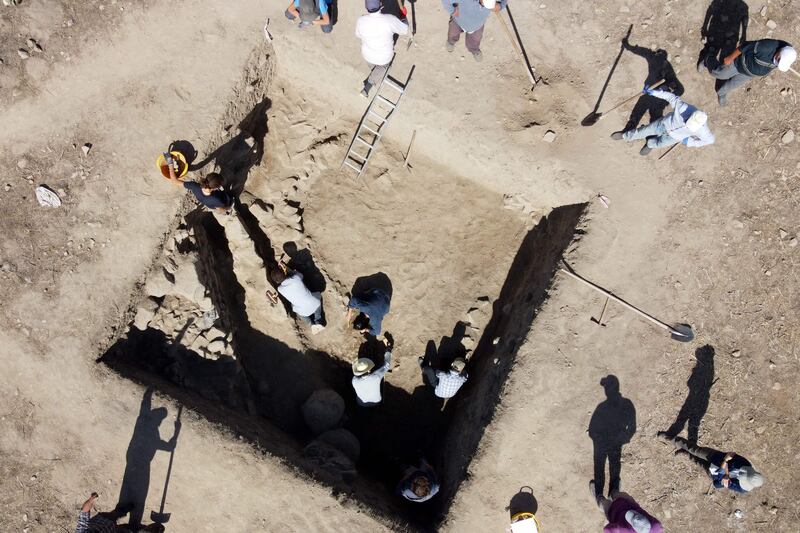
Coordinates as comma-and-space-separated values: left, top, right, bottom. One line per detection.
285, 0, 333, 33
610, 86, 715, 156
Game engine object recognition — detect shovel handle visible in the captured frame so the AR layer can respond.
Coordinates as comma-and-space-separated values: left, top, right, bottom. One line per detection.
601, 79, 665, 115
789, 66, 800, 79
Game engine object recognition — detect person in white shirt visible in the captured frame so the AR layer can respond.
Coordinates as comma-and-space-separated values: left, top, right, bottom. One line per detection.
355, 0, 408, 97
351, 336, 392, 406
610, 85, 715, 156
270, 264, 325, 334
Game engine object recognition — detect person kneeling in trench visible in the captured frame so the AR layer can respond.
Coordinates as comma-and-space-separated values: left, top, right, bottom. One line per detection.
351, 335, 392, 407
346, 287, 391, 338
165, 165, 233, 214
420, 356, 468, 399
397, 459, 440, 503
270, 263, 326, 334
610, 86, 715, 156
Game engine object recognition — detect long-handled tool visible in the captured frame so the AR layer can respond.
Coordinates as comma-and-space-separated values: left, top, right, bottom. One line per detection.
658, 142, 679, 161
495, 11, 537, 89
582, 25, 633, 126
150, 406, 182, 524
582, 79, 665, 126
788, 66, 800, 79
558, 264, 694, 342
403, 129, 417, 171
505, 6, 540, 87
406, 0, 417, 50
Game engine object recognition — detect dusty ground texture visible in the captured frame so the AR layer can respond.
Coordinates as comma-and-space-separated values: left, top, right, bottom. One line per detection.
1, 0, 799, 532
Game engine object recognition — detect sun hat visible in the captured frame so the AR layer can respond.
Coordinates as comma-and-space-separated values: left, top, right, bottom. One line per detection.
685, 110, 707, 132
365, 0, 382, 12
451, 358, 466, 373
625, 510, 652, 533
737, 467, 764, 491
482, 0, 497, 9
352, 358, 375, 376
777, 46, 797, 72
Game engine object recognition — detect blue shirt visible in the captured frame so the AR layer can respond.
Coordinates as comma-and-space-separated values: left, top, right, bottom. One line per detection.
183, 181, 232, 210
442, 0, 507, 33
294, 0, 329, 15
348, 288, 391, 336
708, 453, 751, 493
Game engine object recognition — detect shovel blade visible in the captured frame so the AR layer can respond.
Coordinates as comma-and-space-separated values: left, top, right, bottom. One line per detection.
669, 323, 695, 343
150, 511, 171, 524
581, 112, 602, 127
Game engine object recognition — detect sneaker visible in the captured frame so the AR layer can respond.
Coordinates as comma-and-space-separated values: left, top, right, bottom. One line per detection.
718, 93, 728, 107
446, 41, 455, 53
310, 324, 325, 335
639, 144, 652, 156
589, 480, 599, 501
610, 131, 624, 141
360, 87, 370, 99
472, 50, 483, 62
696, 55, 708, 73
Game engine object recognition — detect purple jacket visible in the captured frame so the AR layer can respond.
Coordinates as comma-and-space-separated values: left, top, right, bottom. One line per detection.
604, 496, 663, 533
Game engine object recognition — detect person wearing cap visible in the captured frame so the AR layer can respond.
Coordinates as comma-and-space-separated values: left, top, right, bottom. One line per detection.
270, 263, 325, 334
442, 0, 506, 61
355, 0, 408, 98
658, 434, 764, 493
420, 357, 468, 399
589, 485, 663, 533
284, 0, 333, 33
346, 286, 391, 337
351, 336, 392, 407
700, 38, 796, 106
397, 459, 440, 503
610, 87, 715, 156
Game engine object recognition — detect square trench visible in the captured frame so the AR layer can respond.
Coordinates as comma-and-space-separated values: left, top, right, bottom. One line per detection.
98, 49, 587, 530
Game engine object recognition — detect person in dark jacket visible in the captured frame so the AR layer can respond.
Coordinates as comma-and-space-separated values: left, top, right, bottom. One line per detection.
700, 38, 796, 106
346, 287, 391, 337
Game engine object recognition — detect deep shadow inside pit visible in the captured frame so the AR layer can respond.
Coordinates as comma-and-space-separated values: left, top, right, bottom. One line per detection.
101, 203, 586, 530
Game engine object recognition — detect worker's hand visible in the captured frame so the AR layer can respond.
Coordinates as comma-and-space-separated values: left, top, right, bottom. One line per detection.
452, 6, 459, 18
345, 308, 354, 323
81, 493, 98, 512
723, 452, 734, 463
723, 55, 734, 65
642, 84, 653, 95
721, 477, 730, 487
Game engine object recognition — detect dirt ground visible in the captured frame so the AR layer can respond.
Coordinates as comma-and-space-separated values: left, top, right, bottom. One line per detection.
1, 0, 799, 532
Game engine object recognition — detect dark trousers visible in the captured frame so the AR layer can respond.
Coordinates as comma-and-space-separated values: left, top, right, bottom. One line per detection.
447, 19, 484, 53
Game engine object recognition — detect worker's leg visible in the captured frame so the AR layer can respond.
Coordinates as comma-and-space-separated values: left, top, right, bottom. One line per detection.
464, 25, 485, 54
708, 62, 739, 81
366, 63, 388, 87
648, 134, 679, 149
716, 73, 753, 101
622, 118, 667, 141
422, 366, 438, 387
447, 18, 463, 45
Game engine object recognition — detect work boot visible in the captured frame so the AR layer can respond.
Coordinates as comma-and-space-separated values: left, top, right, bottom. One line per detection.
610, 131, 624, 141
696, 55, 708, 73
718, 93, 728, 107
472, 50, 483, 62
639, 144, 652, 156
446, 41, 455, 53
360, 81, 372, 99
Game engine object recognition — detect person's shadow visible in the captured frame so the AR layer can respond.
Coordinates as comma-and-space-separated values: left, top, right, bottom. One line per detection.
621, 38, 685, 132
588, 375, 636, 497
115, 388, 179, 527
699, 0, 749, 71
283, 241, 326, 294
661, 345, 715, 445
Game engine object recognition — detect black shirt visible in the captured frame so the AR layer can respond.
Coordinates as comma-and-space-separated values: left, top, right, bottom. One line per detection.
183, 181, 232, 209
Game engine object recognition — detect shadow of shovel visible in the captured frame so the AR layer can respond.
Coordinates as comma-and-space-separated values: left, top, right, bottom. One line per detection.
150, 405, 183, 524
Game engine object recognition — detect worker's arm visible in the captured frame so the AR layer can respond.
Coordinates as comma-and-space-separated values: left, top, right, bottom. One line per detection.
286, 1, 300, 19
391, 15, 409, 35
646, 88, 681, 108
723, 47, 742, 65
684, 128, 715, 148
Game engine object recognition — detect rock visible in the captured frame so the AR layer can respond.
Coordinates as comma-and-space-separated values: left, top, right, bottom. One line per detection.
145, 269, 174, 297
206, 338, 226, 353
303, 440, 356, 483
766, 19, 777, 29
3, 184, 10, 191
790, 238, 798, 247
772, 382, 782, 390
133, 305, 156, 330
760, 5, 768, 16
172, 259, 205, 303
781, 130, 795, 144
82, 143, 92, 155
730, 349, 741, 358
302, 389, 345, 435
17, 49, 29, 59
542, 130, 557, 142
317, 429, 361, 462
205, 326, 227, 340
779, 229, 788, 239
16, 158, 28, 169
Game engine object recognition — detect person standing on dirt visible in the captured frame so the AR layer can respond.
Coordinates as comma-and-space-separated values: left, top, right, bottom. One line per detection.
658, 434, 764, 493
351, 335, 393, 406
588, 487, 663, 533
610, 86, 715, 156
700, 38, 796, 106
419, 356, 468, 399
397, 459, 440, 503
76, 492, 165, 533
442, 0, 505, 62
346, 286, 391, 337
284, 0, 333, 33
270, 262, 325, 334
355, 0, 408, 98
165, 165, 232, 213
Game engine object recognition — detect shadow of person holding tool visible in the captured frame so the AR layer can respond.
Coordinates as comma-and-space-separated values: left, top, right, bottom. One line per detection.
114, 388, 180, 528
588, 375, 636, 499
621, 37, 684, 133
660, 345, 715, 445
583, 25, 633, 125
698, 0, 748, 71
